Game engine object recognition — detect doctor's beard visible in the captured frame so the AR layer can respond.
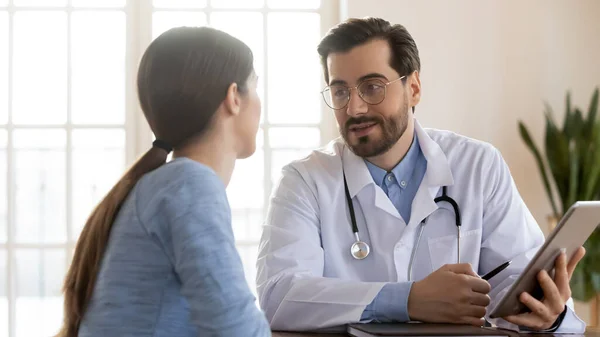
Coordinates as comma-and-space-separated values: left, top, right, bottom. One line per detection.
341, 100, 409, 158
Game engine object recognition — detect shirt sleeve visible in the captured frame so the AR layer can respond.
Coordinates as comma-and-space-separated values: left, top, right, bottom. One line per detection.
360, 282, 414, 323
148, 166, 272, 336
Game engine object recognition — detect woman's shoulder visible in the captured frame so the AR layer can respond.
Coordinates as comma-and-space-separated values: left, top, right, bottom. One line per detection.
139, 157, 225, 197
133, 158, 229, 223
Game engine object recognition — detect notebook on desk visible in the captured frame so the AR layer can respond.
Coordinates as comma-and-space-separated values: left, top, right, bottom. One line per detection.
347, 323, 517, 337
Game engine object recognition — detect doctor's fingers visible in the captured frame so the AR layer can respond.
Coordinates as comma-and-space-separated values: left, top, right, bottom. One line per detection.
503, 313, 548, 331
443, 263, 478, 277
549, 254, 571, 302
464, 276, 491, 294
460, 317, 485, 327
537, 270, 566, 313
566, 247, 586, 279
519, 291, 556, 324
469, 293, 491, 307
458, 314, 486, 327
460, 304, 487, 318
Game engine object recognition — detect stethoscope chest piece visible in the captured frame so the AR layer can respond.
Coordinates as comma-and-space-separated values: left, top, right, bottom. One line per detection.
351, 239, 370, 260
341, 148, 462, 266
343, 164, 371, 260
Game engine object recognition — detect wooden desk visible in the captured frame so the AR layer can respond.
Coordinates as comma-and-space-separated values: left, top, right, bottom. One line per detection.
273, 333, 343, 337
272, 326, 600, 337
273, 333, 342, 337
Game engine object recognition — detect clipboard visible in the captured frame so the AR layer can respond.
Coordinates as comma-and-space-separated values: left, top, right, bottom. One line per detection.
347, 323, 517, 337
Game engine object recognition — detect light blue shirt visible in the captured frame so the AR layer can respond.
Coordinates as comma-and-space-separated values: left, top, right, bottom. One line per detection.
361, 133, 428, 323
79, 158, 271, 337
365, 133, 427, 223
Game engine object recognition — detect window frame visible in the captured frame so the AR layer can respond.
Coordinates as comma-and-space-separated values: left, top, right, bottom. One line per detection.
0, 1, 340, 336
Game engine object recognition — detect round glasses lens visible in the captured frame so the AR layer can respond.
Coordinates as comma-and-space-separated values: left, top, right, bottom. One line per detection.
323, 85, 350, 109
358, 79, 386, 104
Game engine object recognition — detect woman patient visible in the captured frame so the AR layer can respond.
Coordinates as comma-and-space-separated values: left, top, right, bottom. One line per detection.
56, 26, 271, 336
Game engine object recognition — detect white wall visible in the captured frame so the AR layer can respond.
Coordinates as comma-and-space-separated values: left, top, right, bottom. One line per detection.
341, 0, 600, 326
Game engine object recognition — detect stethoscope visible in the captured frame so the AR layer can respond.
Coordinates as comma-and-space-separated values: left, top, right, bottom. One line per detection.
343, 168, 462, 280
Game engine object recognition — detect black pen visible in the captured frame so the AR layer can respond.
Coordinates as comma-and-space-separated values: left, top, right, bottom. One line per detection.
481, 260, 511, 280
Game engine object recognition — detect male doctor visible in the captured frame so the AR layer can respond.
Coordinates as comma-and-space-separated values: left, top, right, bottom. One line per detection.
256, 17, 586, 333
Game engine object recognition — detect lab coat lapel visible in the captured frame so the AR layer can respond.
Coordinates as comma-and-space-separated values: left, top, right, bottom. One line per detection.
407, 120, 455, 229
341, 115, 454, 224
342, 144, 402, 220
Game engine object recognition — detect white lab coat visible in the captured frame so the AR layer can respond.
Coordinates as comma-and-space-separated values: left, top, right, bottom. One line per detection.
256, 119, 586, 333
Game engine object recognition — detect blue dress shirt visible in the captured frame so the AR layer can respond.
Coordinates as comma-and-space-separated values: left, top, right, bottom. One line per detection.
365, 133, 427, 223
360, 133, 428, 323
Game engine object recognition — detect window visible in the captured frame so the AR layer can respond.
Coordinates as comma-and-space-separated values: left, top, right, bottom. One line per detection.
0, 1, 338, 336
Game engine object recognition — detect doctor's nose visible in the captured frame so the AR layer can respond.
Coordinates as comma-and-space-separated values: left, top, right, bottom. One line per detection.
346, 89, 368, 117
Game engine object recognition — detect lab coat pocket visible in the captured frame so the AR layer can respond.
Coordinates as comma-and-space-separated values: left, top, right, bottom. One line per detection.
427, 228, 482, 272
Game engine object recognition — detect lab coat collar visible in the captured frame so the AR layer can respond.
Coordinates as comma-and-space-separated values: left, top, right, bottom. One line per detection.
341, 117, 454, 199
414, 119, 454, 187
342, 144, 373, 199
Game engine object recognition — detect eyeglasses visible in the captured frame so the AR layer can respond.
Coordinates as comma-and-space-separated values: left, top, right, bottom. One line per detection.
320, 76, 406, 110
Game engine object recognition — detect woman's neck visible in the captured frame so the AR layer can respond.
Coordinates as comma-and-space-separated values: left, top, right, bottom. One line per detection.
173, 132, 237, 187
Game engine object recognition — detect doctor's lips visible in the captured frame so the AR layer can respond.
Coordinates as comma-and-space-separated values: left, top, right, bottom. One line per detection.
346, 119, 379, 137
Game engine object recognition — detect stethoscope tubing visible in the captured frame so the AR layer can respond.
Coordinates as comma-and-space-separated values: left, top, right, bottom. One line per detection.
343, 168, 462, 279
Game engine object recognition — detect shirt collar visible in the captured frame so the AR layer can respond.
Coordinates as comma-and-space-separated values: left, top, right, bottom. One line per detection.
342, 118, 454, 198
365, 132, 422, 189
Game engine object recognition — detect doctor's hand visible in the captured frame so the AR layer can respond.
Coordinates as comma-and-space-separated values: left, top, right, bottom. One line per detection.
502, 247, 586, 331
407, 263, 491, 326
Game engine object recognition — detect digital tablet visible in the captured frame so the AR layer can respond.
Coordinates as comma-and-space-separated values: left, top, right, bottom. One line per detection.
347, 323, 514, 337
489, 201, 600, 318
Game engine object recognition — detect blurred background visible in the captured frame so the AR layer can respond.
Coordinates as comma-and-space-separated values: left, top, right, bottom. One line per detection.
0, 0, 599, 336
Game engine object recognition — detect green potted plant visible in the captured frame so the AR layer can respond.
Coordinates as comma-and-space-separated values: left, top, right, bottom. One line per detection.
518, 87, 600, 325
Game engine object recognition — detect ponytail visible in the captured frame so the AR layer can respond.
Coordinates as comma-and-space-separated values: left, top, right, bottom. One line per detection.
57, 143, 171, 337
55, 25, 256, 337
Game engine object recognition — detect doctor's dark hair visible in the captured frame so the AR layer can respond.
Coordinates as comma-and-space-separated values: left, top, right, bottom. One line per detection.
317, 17, 421, 90
57, 26, 253, 337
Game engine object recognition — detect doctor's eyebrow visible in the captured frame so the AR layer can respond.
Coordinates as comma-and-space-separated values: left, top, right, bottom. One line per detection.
329, 73, 389, 86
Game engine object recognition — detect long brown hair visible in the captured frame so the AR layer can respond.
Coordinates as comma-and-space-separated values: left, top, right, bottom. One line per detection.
57, 27, 253, 337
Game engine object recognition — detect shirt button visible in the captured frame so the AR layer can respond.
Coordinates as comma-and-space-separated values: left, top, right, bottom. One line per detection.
387, 175, 393, 182
400, 180, 407, 187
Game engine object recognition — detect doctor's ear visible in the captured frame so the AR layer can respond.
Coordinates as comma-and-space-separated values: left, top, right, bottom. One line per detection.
223, 82, 242, 117
407, 71, 421, 110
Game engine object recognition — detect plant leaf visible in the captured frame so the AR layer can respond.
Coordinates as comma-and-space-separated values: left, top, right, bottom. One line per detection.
572, 109, 587, 201
567, 142, 579, 208
585, 87, 599, 138
563, 92, 572, 136
544, 112, 570, 214
570, 263, 595, 301
585, 228, 600, 273
579, 91, 600, 198
573, 108, 584, 137
583, 122, 600, 199
591, 272, 600, 294
580, 90, 600, 192
518, 121, 559, 217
